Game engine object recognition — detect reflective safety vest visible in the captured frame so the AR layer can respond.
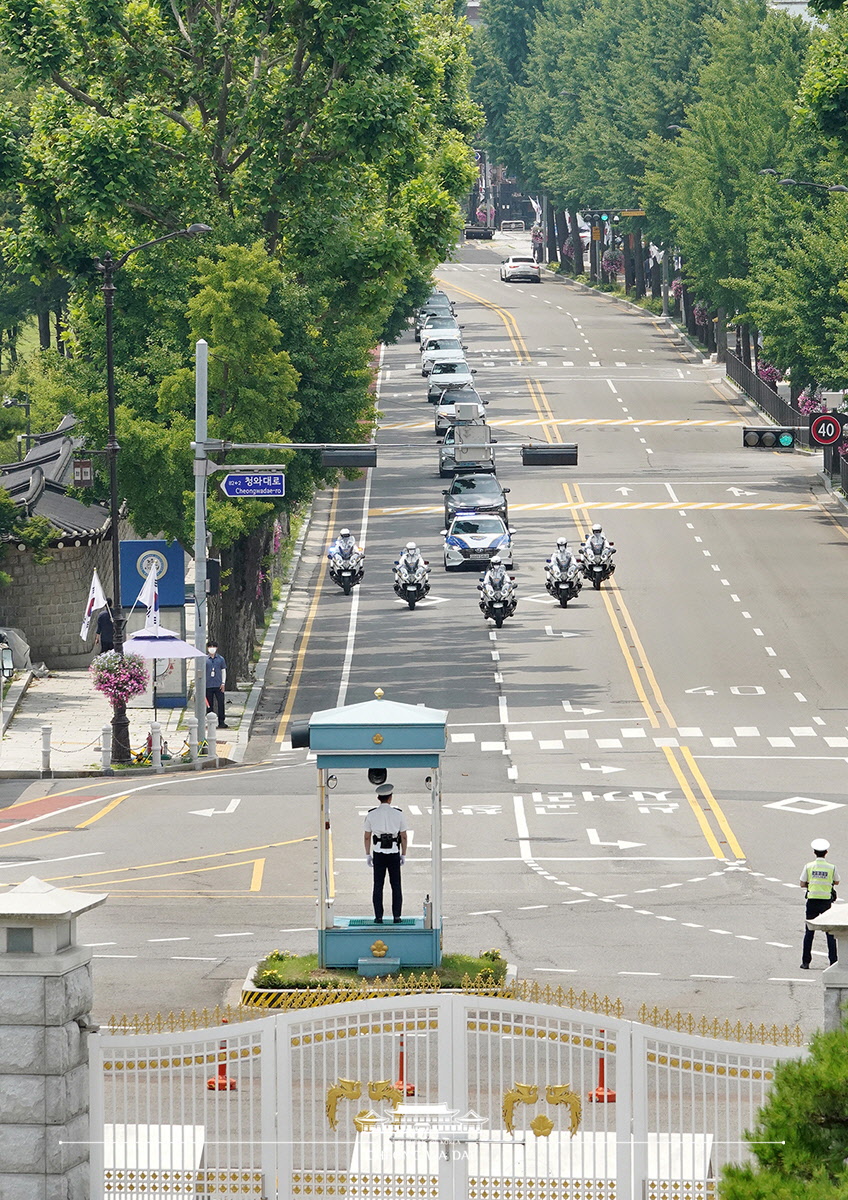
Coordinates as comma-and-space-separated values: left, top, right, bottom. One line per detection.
804, 859, 836, 901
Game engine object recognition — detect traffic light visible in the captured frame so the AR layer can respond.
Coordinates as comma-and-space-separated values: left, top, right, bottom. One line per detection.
522, 444, 579, 466
742, 427, 796, 449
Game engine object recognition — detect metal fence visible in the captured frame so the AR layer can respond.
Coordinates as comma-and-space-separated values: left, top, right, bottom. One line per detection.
90, 993, 805, 1200
725, 353, 810, 448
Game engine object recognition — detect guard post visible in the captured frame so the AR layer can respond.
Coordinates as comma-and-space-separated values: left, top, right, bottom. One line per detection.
292, 688, 447, 972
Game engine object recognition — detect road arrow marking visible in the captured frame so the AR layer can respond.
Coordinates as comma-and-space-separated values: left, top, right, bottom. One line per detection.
616, 486, 633, 496
191, 798, 242, 817
581, 763, 626, 774
563, 701, 605, 715
685, 686, 717, 695
727, 487, 756, 497
587, 828, 645, 850
546, 625, 581, 638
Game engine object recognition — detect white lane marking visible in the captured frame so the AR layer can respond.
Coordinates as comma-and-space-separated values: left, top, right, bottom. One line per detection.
513, 795, 532, 862
765, 647, 777, 657
691, 974, 734, 979
94, 954, 138, 959
0, 851, 104, 872
665, 483, 680, 503
148, 937, 190, 943
780, 669, 791, 678
172, 956, 219, 962
607, 380, 618, 393
795, 692, 807, 702
619, 971, 661, 976
499, 696, 509, 725
469, 909, 502, 916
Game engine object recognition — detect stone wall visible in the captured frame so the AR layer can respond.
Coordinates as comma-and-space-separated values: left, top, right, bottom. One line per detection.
0, 522, 134, 668
0, 962, 93, 1200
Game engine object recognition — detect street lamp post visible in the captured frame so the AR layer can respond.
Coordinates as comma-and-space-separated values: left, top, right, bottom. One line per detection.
758, 169, 848, 194
3, 395, 31, 460
94, 224, 212, 763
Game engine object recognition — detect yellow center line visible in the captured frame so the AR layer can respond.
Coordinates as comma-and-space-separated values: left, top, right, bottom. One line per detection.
662, 747, 724, 859
276, 489, 339, 741
434, 277, 531, 363
679, 747, 745, 860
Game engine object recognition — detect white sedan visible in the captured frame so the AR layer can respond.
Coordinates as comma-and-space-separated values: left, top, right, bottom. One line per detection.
421, 346, 467, 376
499, 255, 541, 283
442, 513, 514, 570
429, 359, 476, 393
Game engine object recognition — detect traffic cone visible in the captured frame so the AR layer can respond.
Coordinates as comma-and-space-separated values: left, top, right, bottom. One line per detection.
395, 1033, 416, 1097
587, 1029, 616, 1103
207, 1018, 237, 1091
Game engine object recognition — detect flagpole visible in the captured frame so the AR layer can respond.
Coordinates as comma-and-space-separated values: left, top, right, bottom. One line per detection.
194, 340, 209, 748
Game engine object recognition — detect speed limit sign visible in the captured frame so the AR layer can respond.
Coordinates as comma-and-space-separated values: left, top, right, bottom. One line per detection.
809, 412, 847, 446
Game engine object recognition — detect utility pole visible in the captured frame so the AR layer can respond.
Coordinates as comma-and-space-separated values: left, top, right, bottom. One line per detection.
661, 246, 670, 318
194, 340, 209, 742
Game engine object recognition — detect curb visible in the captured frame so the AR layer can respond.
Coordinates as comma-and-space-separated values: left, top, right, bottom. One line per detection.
228, 502, 315, 766
1, 670, 32, 736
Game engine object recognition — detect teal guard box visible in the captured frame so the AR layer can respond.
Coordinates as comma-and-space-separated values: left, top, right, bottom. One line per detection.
298, 691, 448, 971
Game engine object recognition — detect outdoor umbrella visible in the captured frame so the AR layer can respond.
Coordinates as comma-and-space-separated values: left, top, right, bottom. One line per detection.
122, 624, 206, 719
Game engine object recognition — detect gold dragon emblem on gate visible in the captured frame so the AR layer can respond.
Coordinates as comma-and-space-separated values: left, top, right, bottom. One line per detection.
325, 1078, 403, 1131
502, 1082, 582, 1137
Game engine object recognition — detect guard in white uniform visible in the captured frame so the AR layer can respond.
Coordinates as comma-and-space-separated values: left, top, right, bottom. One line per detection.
364, 782, 408, 923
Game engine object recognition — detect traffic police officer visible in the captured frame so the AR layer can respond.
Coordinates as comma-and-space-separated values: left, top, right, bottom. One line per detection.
364, 782, 408, 924
800, 838, 839, 969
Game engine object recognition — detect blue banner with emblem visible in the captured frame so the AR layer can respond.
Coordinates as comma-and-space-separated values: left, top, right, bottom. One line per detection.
119, 540, 186, 609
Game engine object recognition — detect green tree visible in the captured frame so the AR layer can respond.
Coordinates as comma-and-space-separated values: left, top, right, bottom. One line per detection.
719, 1026, 848, 1198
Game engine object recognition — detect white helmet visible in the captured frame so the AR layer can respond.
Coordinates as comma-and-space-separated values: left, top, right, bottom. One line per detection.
490, 556, 502, 567
592, 524, 603, 534
340, 528, 351, 537
406, 542, 417, 551
556, 537, 568, 549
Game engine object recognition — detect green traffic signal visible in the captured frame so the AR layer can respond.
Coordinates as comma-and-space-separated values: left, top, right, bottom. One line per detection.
778, 432, 794, 447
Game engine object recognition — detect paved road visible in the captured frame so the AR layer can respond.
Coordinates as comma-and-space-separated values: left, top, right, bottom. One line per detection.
4, 244, 848, 1031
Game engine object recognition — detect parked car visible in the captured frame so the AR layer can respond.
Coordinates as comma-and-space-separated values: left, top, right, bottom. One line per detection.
499, 256, 541, 283
443, 473, 509, 525
442, 513, 513, 570
438, 424, 496, 477
434, 394, 487, 434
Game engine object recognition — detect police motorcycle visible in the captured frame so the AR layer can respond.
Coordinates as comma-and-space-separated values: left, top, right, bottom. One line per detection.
544, 537, 583, 607
327, 528, 365, 595
393, 542, 431, 609
477, 556, 518, 628
579, 524, 616, 590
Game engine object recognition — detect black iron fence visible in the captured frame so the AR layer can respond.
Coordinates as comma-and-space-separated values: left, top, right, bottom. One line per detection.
725, 352, 810, 448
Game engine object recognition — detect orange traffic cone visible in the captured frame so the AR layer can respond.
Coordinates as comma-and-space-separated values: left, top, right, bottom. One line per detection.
587, 1029, 616, 1103
395, 1033, 416, 1097
207, 1018, 237, 1091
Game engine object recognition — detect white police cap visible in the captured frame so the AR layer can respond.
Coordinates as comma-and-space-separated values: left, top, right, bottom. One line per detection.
811, 838, 830, 852
376, 783, 394, 797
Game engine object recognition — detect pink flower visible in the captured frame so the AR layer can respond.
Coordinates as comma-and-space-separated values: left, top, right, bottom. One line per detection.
90, 652, 149, 706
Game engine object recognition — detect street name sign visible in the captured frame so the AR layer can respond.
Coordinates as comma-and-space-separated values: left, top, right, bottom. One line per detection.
220, 472, 285, 498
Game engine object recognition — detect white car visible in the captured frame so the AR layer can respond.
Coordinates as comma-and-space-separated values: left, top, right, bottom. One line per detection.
421, 346, 467, 376
442, 513, 514, 571
434, 396, 487, 434
429, 359, 476, 393
420, 329, 465, 354
500, 255, 541, 283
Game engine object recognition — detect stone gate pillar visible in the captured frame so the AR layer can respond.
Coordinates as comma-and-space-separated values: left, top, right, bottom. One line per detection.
809, 904, 848, 1031
0, 876, 107, 1200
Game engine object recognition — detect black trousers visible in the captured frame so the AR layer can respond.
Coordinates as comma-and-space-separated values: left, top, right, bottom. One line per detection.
803, 897, 838, 965
372, 853, 403, 921
206, 688, 225, 726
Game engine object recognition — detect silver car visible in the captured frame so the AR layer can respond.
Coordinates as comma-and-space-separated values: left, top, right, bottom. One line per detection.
438, 425, 496, 476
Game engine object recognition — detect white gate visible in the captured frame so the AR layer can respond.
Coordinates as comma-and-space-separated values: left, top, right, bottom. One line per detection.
90, 995, 803, 1199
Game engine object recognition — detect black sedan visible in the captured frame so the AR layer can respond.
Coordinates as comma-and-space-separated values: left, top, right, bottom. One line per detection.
443, 473, 510, 525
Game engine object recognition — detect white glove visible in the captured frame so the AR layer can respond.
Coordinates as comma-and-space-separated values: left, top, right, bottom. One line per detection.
366, 854, 373, 867
400, 855, 406, 866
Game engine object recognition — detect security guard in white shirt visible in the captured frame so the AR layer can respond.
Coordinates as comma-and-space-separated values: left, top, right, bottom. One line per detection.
364, 782, 408, 924
800, 838, 839, 968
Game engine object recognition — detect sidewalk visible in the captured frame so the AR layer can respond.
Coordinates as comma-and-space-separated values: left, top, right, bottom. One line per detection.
0, 507, 314, 778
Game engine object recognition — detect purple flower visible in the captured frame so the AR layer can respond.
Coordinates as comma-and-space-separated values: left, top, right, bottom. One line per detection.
798, 387, 827, 415
756, 363, 784, 386
693, 302, 710, 326
670, 279, 683, 300
90, 652, 149, 706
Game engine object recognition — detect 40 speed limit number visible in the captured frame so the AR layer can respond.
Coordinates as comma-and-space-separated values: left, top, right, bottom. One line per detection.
809, 412, 847, 446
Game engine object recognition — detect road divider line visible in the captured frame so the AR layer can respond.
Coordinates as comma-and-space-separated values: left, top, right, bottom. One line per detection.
250, 858, 265, 892
276, 489, 339, 741
76, 794, 129, 828
679, 746, 745, 860
662, 746, 725, 860
512, 795, 533, 862
435, 277, 531, 362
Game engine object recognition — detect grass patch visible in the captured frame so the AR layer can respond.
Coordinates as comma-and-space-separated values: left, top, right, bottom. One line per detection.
253, 949, 507, 990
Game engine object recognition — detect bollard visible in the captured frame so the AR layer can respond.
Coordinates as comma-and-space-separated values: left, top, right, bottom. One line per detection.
186, 715, 199, 767
206, 712, 219, 767
207, 1018, 237, 1091
101, 724, 112, 774
41, 725, 52, 776
151, 721, 162, 773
